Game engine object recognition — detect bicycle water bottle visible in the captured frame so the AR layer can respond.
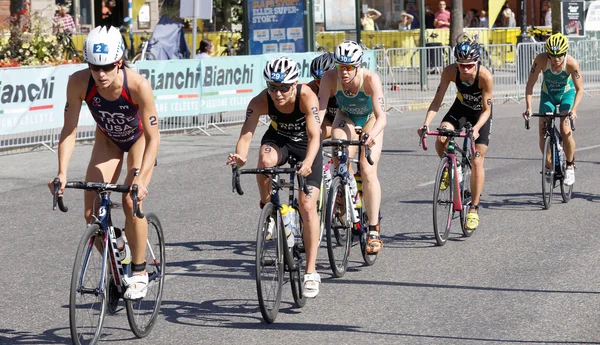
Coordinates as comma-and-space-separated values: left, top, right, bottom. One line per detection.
354, 172, 363, 209
281, 204, 295, 249
113, 227, 132, 265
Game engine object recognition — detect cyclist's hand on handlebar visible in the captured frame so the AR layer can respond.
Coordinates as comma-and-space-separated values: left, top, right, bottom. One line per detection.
417, 125, 428, 138
48, 175, 66, 195
568, 110, 577, 120
132, 179, 149, 201
522, 109, 531, 120
363, 132, 376, 147
226, 153, 246, 167
297, 161, 312, 177
472, 126, 480, 140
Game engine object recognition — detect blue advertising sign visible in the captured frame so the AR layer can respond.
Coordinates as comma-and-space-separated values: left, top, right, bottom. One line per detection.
247, 0, 305, 55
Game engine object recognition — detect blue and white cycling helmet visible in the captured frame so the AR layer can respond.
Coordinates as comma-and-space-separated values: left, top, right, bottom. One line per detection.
310, 52, 336, 79
83, 26, 124, 65
334, 40, 363, 65
263, 57, 300, 84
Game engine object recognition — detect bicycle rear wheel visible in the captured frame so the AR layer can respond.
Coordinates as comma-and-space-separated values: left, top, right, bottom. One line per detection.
460, 152, 474, 237
325, 176, 352, 278
290, 206, 306, 308
433, 157, 453, 246
541, 136, 555, 209
126, 213, 166, 338
70, 224, 107, 345
256, 203, 283, 323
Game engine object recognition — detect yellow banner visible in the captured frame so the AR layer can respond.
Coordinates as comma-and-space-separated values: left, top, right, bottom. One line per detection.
488, 0, 505, 29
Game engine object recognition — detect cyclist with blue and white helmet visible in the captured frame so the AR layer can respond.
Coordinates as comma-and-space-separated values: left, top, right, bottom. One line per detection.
418, 38, 494, 232
317, 40, 388, 255
307, 52, 338, 139
226, 56, 323, 298
523, 32, 583, 186
48, 25, 161, 300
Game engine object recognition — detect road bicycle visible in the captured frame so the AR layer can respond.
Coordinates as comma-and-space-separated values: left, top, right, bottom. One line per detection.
323, 127, 377, 278
525, 107, 575, 209
57, 31, 81, 61
231, 157, 310, 324
420, 123, 476, 246
52, 179, 165, 345
131, 32, 157, 63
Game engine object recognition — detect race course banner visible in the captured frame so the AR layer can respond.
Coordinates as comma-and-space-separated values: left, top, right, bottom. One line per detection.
0, 51, 376, 135
246, 0, 306, 55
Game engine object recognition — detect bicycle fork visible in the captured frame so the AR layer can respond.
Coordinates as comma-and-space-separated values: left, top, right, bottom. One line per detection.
448, 155, 463, 212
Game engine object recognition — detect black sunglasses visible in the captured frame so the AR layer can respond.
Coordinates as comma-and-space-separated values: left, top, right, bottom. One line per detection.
547, 53, 565, 58
267, 83, 293, 93
88, 63, 118, 72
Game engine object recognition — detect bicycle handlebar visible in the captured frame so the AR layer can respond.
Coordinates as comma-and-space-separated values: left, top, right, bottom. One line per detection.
231, 163, 310, 196
52, 179, 144, 218
420, 125, 474, 151
322, 137, 374, 165
524, 110, 575, 131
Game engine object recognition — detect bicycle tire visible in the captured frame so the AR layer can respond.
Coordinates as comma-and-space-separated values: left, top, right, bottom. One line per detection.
460, 145, 474, 237
541, 136, 555, 209
433, 157, 453, 246
316, 179, 328, 249
360, 209, 378, 266
256, 203, 283, 323
69, 224, 107, 345
290, 205, 307, 308
126, 213, 166, 338
558, 142, 573, 203
325, 176, 352, 278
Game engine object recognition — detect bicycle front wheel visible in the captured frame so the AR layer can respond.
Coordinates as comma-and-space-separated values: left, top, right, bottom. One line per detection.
70, 224, 107, 345
256, 203, 283, 323
290, 206, 306, 308
325, 176, 352, 278
460, 153, 474, 237
433, 157, 453, 246
126, 213, 166, 338
541, 136, 555, 209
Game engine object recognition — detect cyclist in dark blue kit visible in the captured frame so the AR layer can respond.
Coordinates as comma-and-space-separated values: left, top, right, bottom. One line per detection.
48, 25, 161, 300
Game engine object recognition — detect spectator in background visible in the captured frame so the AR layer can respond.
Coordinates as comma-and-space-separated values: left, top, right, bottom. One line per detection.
425, 4, 435, 28
501, 6, 516, 27
54, 5, 76, 34
195, 39, 214, 59
479, 10, 488, 27
406, 3, 420, 29
361, 8, 382, 30
543, 1, 552, 26
398, 11, 414, 30
464, 8, 480, 28
434, 1, 451, 29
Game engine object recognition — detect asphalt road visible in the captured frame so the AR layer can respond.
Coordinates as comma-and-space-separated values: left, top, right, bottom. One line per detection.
2, 99, 600, 345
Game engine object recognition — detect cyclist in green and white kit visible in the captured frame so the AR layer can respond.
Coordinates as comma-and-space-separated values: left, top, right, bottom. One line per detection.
524, 33, 583, 186
317, 40, 387, 254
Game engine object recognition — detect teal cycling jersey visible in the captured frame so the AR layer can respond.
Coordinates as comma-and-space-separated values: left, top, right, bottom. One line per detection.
334, 69, 373, 127
541, 55, 574, 101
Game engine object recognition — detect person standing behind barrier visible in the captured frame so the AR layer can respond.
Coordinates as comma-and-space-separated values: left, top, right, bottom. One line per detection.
417, 39, 494, 231
398, 11, 414, 31
434, 1, 450, 29
48, 26, 161, 300
501, 6, 516, 27
543, 1, 552, 26
307, 53, 338, 140
361, 8, 382, 30
406, 3, 420, 29
425, 5, 436, 28
317, 40, 387, 254
479, 10, 488, 28
226, 57, 323, 298
523, 33, 583, 186
195, 39, 214, 59
54, 6, 76, 34
464, 9, 480, 28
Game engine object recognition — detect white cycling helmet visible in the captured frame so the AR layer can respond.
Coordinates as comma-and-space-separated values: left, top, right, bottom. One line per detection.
334, 40, 363, 65
83, 26, 124, 65
263, 57, 299, 84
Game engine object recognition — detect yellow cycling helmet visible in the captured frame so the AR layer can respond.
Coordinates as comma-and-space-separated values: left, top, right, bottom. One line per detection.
545, 33, 569, 55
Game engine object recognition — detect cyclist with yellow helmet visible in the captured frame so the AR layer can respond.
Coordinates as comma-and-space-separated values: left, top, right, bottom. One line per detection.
523, 33, 583, 186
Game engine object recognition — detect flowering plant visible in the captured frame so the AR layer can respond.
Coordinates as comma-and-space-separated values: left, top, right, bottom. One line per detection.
0, 2, 82, 68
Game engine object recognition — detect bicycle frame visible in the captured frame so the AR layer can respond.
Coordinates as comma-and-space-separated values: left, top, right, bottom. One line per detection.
421, 128, 475, 211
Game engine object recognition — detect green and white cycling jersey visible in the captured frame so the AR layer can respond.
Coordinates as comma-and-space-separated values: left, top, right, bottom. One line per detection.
540, 55, 575, 113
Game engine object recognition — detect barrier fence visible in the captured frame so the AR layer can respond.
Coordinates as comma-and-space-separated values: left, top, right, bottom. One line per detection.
1, 40, 599, 153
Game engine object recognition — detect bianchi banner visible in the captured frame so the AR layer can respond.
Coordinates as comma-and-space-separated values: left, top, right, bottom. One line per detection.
0, 51, 376, 135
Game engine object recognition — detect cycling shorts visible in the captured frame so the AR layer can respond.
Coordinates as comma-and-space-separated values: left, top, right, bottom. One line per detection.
539, 89, 575, 114
441, 105, 492, 146
261, 127, 323, 189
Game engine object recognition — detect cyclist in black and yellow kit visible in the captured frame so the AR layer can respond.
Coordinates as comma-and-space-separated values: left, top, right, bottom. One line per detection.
226, 57, 323, 298
418, 39, 494, 231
